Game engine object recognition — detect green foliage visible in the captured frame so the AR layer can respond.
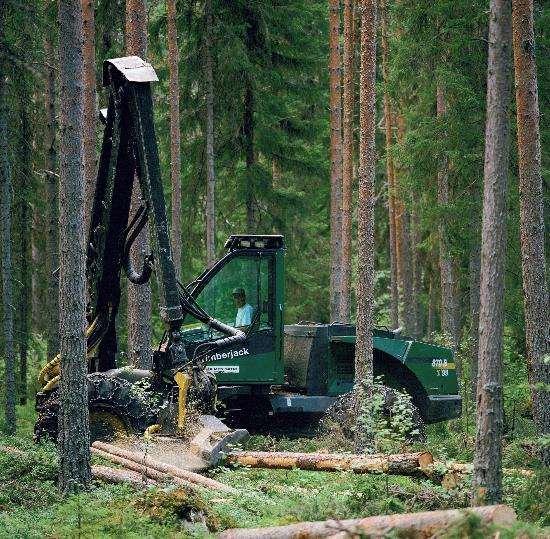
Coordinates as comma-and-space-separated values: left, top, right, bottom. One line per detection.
355, 377, 420, 453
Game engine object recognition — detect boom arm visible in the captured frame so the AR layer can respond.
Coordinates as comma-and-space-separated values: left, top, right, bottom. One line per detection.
85, 56, 244, 375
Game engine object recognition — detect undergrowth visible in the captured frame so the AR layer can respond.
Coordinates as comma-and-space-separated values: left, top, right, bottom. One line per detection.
0, 401, 548, 537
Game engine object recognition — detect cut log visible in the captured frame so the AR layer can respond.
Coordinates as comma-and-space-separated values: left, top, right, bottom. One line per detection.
226, 450, 433, 476
91, 447, 195, 489
92, 440, 235, 493
219, 505, 516, 539
91, 465, 157, 487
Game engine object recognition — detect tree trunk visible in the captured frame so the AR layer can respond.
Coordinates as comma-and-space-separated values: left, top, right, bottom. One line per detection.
328, 0, 343, 322
92, 465, 157, 487
411, 207, 423, 338
227, 450, 433, 476
469, 237, 481, 399
0, 70, 16, 435
82, 0, 96, 237
205, 0, 216, 267
219, 506, 516, 539
427, 271, 436, 336
92, 441, 235, 492
354, 0, 377, 452
472, 0, 512, 506
394, 115, 415, 334
125, 0, 152, 369
57, 0, 91, 492
17, 92, 32, 406
340, 0, 354, 323
512, 0, 549, 466
436, 86, 460, 359
243, 79, 256, 232
44, 33, 60, 359
380, 0, 398, 329
167, 0, 182, 279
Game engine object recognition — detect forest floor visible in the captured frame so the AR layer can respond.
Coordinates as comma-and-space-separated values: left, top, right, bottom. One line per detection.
0, 404, 548, 538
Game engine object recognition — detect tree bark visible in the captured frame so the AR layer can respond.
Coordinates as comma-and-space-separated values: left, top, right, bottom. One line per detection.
219, 506, 516, 539
82, 0, 96, 237
205, 0, 216, 267
92, 441, 235, 492
227, 450, 433, 476
92, 465, 157, 487
469, 237, 481, 399
411, 207, 423, 338
17, 92, 32, 406
436, 85, 460, 359
44, 32, 60, 359
340, 0, 354, 323
472, 0, 512, 506
57, 0, 91, 492
427, 270, 437, 336
167, 0, 182, 279
512, 0, 549, 466
125, 0, 152, 369
379, 0, 398, 329
243, 79, 256, 232
354, 0, 377, 452
0, 69, 16, 435
328, 0, 343, 322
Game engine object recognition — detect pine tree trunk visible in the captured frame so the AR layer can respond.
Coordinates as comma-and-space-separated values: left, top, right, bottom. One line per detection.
411, 207, 423, 338
244, 79, 256, 232
469, 238, 481, 399
395, 116, 415, 334
205, 0, 216, 267
0, 69, 17, 435
436, 86, 460, 358
57, 0, 91, 492
167, 0, 182, 279
17, 93, 32, 406
329, 0, 343, 322
472, 0, 512, 505
511, 0, 549, 465
354, 0, 377, 452
125, 0, 152, 369
82, 0, 96, 237
340, 0, 354, 323
380, 0, 399, 329
427, 270, 436, 337
44, 33, 60, 359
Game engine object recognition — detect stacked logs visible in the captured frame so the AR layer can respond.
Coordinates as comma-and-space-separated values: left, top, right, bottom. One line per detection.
91, 441, 236, 493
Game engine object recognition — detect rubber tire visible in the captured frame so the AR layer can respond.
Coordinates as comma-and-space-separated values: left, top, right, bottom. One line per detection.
34, 374, 160, 443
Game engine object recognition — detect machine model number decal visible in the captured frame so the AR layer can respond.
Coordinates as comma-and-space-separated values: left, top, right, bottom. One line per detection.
431, 358, 455, 377
206, 365, 240, 374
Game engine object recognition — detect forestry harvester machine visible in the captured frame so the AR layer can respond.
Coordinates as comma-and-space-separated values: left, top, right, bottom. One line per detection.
35, 57, 461, 444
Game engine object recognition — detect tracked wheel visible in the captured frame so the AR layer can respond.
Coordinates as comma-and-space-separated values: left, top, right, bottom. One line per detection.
34, 374, 161, 443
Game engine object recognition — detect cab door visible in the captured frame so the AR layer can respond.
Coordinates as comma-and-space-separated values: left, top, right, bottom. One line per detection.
181, 252, 281, 384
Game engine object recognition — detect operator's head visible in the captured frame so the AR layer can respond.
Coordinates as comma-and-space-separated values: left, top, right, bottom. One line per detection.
232, 287, 246, 308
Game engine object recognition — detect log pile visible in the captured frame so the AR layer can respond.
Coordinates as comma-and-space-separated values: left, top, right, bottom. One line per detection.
219, 505, 516, 539
91, 465, 157, 487
226, 450, 434, 477
91, 441, 236, 493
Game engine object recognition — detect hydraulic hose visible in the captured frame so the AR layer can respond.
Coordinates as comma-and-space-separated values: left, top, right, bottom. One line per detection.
206, 318, 246, 348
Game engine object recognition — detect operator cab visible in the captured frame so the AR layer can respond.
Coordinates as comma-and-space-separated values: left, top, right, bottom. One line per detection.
181, 235, 286, 385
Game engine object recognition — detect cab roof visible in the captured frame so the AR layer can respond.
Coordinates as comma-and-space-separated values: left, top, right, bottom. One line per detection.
224, 235, 285, 251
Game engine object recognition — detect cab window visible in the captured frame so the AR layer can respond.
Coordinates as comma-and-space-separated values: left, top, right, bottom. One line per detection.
183, 254, 272, 335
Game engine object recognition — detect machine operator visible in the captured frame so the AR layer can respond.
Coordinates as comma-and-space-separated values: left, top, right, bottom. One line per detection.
232, 288, 253, 327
